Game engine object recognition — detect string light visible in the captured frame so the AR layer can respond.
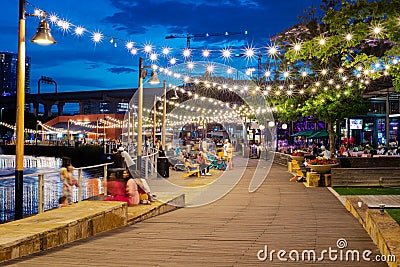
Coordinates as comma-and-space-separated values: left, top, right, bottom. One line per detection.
183, 48, 191, 58
244, 46, 255, 60
92, 32, 103, 43
221, 48, 232, 59
144, 44, 152, 53
162, 47, 171, 55
202, 49, 210, 58
27, 4, 400, 102
293, 43, 301, 52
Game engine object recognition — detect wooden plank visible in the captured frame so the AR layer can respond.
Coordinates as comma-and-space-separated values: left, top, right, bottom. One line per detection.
3, 161, 387, 266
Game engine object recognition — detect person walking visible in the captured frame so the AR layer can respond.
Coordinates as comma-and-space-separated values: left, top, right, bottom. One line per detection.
223, 139, 233, 170
59, 157, 77, 204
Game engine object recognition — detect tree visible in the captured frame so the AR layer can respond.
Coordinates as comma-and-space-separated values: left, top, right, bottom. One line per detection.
264, 0, 399, 153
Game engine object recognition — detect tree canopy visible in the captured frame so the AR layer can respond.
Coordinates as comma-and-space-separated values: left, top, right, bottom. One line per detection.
260, 0, 399, 152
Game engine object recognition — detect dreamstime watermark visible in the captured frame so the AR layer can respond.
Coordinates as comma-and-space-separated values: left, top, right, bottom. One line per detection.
257, 238, 396, 263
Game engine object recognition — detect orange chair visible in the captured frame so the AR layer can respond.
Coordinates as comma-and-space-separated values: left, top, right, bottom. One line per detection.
289, 160, 303, 181
182, 161, 201, 179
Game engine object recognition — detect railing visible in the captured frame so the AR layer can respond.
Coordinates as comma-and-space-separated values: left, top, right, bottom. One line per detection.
0, 162, 112, 222
141, 147, 159, 179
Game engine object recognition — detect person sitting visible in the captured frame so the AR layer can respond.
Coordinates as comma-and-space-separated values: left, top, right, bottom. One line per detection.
130, 170, 156, 202
124, 170, 140, 206
320, 148, 332, 159
197, 152, 211, 176
171, 151, 186, 171
103, 169, 129, 203
182, 157, 201, 178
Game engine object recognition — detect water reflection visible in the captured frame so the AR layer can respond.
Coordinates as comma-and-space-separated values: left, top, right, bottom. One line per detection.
0, 155, 104, 223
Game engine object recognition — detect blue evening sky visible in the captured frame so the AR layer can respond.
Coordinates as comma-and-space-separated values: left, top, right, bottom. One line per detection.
1, 0, 323, 94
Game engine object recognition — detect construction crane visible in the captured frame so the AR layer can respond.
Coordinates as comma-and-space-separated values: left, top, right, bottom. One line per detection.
165, 31, 248, 48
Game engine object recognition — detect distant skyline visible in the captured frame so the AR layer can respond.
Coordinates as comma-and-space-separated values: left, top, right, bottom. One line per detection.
1, 0, 323, 94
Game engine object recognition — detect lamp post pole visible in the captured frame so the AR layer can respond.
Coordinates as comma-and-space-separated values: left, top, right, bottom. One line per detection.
153, 95, 157, 147
162, 80, 167, 151
103, 115, 107, 154
0, 108, 4, 121
137, 57, 144, 171
15, 0, 27, 219
67, 119, 70, 146
96, 118, 99, 143
127, 109, 131, 153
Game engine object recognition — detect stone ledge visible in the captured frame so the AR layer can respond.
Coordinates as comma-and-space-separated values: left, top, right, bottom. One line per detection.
346, 196, 367, 226
346, 197, 400, 267
0, 194, 185, 263
366, 210, 400, 267
0, 201, 127, 263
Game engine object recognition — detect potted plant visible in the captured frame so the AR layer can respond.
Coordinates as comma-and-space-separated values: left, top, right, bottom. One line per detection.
307, 157, 338, 174
291, 150, 306, 162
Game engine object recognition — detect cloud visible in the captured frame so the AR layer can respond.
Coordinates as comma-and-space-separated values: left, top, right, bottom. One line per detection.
108, 67, 135, 74
103, 0, 319, 49
105, 0, 263, 37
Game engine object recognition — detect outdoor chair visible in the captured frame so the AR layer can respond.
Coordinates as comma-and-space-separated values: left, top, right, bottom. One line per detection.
182, 160, 201, 178
207, 153, 227, 170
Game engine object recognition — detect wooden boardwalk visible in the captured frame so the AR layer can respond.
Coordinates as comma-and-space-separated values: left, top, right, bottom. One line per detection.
3, 161, 387, 266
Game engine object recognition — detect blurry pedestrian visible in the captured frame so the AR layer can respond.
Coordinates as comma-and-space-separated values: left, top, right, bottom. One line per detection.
59, 157, 77, 204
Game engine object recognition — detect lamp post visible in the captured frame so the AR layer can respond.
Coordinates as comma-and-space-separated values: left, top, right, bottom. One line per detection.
103, 116, 106, 154
162, 80, 167, 151
0, 108, 4, 121
137, 57, 160, 172
15, 0, 56, 219
67, 119, 70, 146
153, 95, 157, 147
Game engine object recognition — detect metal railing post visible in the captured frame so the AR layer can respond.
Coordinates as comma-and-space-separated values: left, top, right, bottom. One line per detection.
154, 154, 158, 176
78, 169, 82, 202
103, 164, 108, 196
38, 174, 44, 214
145, 156, 149, 179
150, 155, 154, 175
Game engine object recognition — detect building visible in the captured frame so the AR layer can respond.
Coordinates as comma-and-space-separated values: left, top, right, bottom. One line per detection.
0, 52, 31, 96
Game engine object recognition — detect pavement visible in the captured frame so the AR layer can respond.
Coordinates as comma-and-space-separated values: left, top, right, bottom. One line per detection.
1, 156, 388, 266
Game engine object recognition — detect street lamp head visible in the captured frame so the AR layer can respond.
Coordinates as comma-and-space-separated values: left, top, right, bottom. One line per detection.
170, 89, 179, 100
147, 69, 160, 85
30, 19, 56, 45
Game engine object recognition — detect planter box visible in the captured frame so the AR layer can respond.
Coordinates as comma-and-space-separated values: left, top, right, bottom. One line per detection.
290, 155, 304, 162
309, 164, 338, 174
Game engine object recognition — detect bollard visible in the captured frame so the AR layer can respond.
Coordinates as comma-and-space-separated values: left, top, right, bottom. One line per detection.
379, 203, 385, 215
